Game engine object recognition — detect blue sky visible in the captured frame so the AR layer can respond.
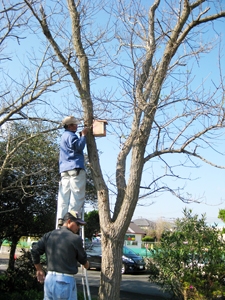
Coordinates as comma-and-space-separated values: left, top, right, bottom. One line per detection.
91, 129, 225, 224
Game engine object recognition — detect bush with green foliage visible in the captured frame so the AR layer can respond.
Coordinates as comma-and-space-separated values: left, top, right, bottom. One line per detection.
0, 290, 44, 300
142, 236, 155, 242
218, 209, 225, 235
84, 210, 100, 240
0, 250, 43, 293
1, 290, 97, 300
148, 209, 225, 300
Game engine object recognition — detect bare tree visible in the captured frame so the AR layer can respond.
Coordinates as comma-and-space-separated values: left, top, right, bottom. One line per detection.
155, 217, 169, 241
0, 1, 28, 62
0, 1, 69, 185
4, 0, 225, 299
155, 218, 164, 242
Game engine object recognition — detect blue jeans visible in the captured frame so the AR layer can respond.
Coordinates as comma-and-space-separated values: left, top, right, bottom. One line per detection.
44, 272, 77, 300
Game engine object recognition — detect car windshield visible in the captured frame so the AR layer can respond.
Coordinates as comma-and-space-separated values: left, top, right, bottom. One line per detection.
86, 243, 102, 254
87, 244, 137, 257
123, 246, 137, 256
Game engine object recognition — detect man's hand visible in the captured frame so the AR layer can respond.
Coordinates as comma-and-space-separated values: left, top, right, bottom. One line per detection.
81, 127, 88, 136
37, 269, 45, 283
83, 261, 89, 270
35, 263, 45, 283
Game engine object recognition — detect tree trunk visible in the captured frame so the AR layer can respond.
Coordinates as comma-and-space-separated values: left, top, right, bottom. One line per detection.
99, 236, 124, 300
7, 237, 19, 271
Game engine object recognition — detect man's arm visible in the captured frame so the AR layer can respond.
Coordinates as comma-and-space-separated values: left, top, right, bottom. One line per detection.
31, 234, 49, 283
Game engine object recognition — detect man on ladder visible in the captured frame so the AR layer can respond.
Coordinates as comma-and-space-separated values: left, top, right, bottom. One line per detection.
56, 115, 88, 229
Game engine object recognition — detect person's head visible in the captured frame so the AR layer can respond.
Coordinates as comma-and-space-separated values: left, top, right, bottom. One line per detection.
62, 116, 80, 133
63, 211, 86, 234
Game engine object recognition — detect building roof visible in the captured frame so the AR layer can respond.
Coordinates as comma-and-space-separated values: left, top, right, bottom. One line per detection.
207, 223, 225, 229
132, 218, 156, 228
126, 222, 146, 235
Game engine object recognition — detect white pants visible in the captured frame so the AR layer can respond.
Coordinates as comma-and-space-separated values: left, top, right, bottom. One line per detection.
56, 169, 86, 227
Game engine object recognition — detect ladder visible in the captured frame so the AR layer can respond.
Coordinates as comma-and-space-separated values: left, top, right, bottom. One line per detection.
77, 205, 91, 300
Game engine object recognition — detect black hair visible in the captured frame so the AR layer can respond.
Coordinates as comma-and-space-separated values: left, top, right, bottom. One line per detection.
64, 124, 69, 129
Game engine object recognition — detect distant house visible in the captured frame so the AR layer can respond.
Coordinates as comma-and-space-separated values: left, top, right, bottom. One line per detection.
132, 218, 156, 231
124, 222, 146, 248
207, 223, 225, 233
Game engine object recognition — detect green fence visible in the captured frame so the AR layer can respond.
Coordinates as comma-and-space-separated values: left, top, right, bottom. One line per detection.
2, 238, 37, 249
2, 238, 157, 257
128, 247, 153, 257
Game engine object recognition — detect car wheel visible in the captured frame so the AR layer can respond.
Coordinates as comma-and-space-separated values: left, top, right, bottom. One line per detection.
121, 263, 126, 274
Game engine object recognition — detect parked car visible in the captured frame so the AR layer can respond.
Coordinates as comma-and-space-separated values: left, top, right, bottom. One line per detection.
86, 243, 146, 274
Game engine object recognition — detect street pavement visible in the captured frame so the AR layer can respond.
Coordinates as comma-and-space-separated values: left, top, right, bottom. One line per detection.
0, 252, 9, 273
76, 269, 170, 299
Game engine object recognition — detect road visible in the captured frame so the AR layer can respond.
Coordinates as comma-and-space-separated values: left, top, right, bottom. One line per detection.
76, 269, 170, 299
0, 251, 170, 299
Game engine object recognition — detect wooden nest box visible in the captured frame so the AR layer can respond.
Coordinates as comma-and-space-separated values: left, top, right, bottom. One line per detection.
93, 120, 108, 137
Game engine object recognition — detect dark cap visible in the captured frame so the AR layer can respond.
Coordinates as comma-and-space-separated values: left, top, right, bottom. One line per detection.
68, 211, 86, 225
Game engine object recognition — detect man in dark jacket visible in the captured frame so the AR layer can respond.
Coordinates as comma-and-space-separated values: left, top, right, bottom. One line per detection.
31, 211, 89, 300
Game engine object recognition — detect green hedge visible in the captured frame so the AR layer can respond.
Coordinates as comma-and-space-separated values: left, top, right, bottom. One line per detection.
142, 236, 155, 242
129, 247, 153, 257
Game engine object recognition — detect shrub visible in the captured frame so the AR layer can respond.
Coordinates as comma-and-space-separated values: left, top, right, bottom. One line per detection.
0, 290, 96, 300
1, 290, 44, 300
0, 249, 43, 293
142, 236, 155, 242
149, 209, 225, 300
